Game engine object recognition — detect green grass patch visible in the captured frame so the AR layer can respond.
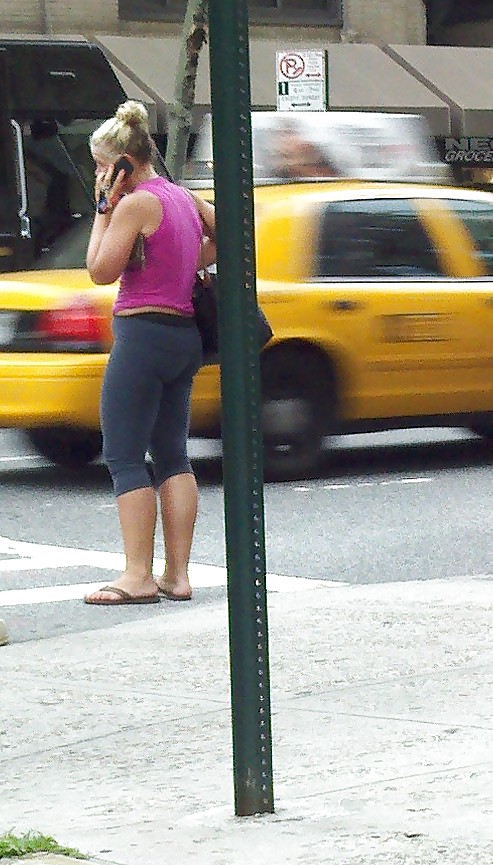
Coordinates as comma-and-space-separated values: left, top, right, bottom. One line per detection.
0, 831, 87, 859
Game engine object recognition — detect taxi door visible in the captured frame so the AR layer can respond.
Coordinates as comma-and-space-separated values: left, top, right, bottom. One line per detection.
313, 196, 489, 421
416, 195, 493, 413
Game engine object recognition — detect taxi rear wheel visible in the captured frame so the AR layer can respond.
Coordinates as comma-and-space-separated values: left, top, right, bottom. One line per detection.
25, 428, 103, 469
261, 348, 331, 481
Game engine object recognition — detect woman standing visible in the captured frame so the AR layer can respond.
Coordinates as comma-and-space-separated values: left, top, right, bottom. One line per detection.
84, 100, 215, 605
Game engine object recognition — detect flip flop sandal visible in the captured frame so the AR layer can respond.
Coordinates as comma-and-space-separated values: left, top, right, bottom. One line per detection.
84, 586, 161, 605
157, 588, 192, 602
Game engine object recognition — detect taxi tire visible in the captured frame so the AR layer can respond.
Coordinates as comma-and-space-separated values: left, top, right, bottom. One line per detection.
25, 427, 102, 469
261, 348, 330, 481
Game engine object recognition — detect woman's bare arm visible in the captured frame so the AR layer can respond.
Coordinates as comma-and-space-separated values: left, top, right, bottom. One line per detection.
187, 190, 217, 269
87, 162, 161, 285
86, 194, 148, 285
187, 190, 216, 239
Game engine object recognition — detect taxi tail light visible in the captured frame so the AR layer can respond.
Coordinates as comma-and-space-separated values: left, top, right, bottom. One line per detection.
36, 299, 105, 343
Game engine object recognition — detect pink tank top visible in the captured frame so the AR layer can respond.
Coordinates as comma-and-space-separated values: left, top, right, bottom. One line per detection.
114, 176, 202, 315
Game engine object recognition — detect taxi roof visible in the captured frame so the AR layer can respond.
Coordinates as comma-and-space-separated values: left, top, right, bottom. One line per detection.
249, 180, 493, 204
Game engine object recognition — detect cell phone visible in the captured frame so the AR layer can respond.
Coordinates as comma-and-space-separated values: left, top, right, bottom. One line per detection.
110, 156, 133, 185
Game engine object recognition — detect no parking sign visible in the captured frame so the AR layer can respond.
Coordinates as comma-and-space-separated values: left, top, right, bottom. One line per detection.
276, 50, 328, 111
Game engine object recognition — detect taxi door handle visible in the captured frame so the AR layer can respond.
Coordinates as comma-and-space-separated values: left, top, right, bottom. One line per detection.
323, 299, 363, 312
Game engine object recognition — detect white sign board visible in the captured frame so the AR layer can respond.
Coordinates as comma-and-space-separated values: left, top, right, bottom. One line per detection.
276, 50, 327, 112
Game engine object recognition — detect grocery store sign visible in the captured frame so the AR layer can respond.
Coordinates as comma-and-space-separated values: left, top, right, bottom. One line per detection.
276, 50, 328, 112
444, 137, 493, 166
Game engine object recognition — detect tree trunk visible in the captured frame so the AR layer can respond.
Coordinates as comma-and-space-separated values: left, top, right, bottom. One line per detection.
165, 0, 209, 182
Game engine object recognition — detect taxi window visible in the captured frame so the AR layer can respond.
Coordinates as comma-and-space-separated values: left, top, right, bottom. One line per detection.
445, 200, 493, 276
315, 199, 443, 278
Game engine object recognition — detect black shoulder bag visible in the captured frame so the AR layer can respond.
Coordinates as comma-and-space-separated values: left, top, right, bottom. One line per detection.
192, 267, 273, 363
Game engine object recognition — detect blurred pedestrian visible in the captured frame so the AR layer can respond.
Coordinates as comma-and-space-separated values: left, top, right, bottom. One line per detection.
83, 100, 215, 605
274, 120, 341, 179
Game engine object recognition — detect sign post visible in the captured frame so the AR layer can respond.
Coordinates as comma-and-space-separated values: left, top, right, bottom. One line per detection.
208, 0, 275, 817
276, 49, 328, 111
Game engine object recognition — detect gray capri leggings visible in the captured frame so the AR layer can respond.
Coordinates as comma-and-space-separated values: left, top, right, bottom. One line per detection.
101, 314, 203, 497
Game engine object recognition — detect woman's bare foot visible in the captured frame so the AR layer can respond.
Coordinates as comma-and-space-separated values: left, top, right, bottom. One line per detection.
84, 573, 159, 604
155, 573, 192, 601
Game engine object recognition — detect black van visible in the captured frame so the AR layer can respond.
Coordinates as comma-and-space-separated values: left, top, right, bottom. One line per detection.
0, 37, 126, 273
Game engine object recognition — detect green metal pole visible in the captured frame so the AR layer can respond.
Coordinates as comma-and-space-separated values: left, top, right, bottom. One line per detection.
208, 0, 274, 816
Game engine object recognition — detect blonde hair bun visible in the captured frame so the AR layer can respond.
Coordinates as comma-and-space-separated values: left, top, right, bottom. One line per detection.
90, 99, 154, 164
115, 100, 149, 132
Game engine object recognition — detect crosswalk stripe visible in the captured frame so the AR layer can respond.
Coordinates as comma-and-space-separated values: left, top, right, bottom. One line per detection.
0, 535, 341, 606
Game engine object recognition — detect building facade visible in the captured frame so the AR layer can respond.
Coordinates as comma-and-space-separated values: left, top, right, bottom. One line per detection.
4, 2, 493, 50
4, 1, 493, 47
0, 1, 427, 44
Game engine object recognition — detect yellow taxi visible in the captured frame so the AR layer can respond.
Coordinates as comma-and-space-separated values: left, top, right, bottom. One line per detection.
3, 176, 493, 480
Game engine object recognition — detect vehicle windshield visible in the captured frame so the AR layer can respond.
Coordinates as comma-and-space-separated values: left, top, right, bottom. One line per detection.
33, 215, 91, 270
20, 117, 99, 263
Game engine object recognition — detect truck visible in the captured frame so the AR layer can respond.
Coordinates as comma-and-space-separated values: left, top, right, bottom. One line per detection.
0, 36, 127, 274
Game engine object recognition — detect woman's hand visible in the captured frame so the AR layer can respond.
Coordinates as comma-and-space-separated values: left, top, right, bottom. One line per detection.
200, 236, 217, 269
95, 164, 127, 214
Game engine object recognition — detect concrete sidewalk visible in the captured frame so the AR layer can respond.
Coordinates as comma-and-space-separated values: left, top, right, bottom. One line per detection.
1, 575, 493, 865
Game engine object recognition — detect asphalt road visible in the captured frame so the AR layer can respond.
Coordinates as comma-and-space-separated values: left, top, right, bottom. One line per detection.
1, 426, 493, 644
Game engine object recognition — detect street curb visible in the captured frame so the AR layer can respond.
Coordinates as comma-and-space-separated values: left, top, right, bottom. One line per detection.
0, 618, 8, 646
0, 856, 117, 864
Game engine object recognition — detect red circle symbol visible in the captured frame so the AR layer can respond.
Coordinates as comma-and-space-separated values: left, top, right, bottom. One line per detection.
279, 53, 305, 80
